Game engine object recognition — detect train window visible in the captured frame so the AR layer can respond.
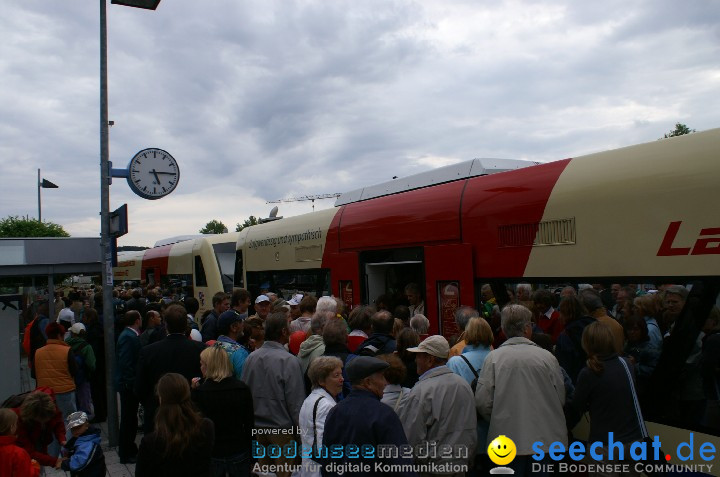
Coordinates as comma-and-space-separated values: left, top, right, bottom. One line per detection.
246, 269, 330, 302
212, 243, 236, 293
194, 256, 207, 287
163, 274, 193, 300
234, 250, 244, 288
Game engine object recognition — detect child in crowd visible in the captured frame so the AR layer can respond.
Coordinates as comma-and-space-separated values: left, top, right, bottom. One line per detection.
61, 411, 106, 477
0, 408, 40, 477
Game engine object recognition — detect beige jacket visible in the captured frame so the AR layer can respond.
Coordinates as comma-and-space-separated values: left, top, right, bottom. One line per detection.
475, 337, 567, 455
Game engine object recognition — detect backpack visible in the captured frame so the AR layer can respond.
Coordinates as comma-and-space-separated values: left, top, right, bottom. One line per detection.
1, 386, 55, 409
459, 354, 480, 392
22, 316, 46, 358
71, 341, 90, 384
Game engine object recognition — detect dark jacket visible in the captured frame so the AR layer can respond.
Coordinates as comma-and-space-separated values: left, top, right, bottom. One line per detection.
115, 327, 141, 390
201, 311, 220, 343
565, 355, 643, 444
192, 377, 254, 457
61, 427, 106, 477
555, 316, 596, 383
321, 388, 417, 477
134, 334, 206, 430
135, 418, 214, 477
125, 297, 146, 318
355, 333, 396, 356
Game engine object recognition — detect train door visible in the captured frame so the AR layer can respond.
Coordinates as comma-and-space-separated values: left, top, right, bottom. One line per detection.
359, 247, 424, 312
423, 244, 475, 338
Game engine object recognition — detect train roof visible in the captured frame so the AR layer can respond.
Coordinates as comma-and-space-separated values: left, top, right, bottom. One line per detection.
335, 158, 539, 206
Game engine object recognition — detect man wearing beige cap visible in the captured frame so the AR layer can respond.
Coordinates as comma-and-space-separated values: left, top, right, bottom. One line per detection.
397, 335, 477, 476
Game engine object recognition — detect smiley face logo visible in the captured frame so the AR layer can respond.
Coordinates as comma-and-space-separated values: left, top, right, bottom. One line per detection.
488, 435, 517, 466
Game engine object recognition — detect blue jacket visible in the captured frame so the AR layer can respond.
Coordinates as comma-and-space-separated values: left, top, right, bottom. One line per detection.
61, 427, 106, 477
115, 327, 141, 390
321, 388, 417, 477
216, 336, 249, 379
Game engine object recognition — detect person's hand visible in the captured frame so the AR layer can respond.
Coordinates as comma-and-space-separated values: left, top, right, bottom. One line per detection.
55, 457, 65, 469
191, 377, 201, 389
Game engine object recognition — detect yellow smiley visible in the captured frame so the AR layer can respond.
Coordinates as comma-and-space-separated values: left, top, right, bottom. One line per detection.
487, 435, 517, 466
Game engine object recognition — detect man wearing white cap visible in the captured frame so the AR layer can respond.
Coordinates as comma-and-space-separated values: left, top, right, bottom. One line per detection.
249, 294, 272, 321
287, 293, 304, 320
65, 323, 96, 418
397, 335, 477, 475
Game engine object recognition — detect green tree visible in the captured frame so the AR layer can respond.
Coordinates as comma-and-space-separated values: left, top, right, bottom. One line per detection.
199, 219, 228, 234
663, 123, 695, 138
235, 216, 258, 232
0, 216, 69, 237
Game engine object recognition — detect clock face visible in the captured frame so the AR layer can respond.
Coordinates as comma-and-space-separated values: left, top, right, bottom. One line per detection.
126, 148, 180, 200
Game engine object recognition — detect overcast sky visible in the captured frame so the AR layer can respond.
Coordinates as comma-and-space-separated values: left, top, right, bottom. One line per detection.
1, 0, 718, 247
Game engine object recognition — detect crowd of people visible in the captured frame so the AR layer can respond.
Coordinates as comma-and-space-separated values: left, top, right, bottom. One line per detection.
1, 280, 718, 477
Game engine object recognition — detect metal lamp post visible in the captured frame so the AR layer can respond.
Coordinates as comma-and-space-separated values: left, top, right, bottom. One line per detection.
100, 0, 161, 447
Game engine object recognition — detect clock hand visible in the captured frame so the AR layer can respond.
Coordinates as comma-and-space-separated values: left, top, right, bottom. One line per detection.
154, 171, 176, 174
151, 169, 161, 185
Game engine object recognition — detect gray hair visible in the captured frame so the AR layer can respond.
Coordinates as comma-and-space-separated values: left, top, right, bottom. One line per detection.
455, 306, 479, 331
264, 312, 289, 341
323, 318, 348, 346
664, 285, 689, 301
516, 283, 532, 293
501, 304, 532, 338
579, 288, 604, 312
316, 296, 337, 314
307, 356, 343, 388
410, 314, 430, 335
311, 311, 333, 334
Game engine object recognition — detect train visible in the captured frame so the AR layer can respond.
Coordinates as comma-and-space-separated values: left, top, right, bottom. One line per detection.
115, 129, 720, 469
115, 128, 719, 334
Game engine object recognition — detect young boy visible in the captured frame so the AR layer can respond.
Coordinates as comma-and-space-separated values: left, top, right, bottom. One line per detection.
61, 411, 106, 477
0, 408, 40, 477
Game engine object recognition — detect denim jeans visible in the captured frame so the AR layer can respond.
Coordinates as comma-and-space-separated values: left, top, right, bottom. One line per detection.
211, 451, 252, 477
50, 390, 77, 453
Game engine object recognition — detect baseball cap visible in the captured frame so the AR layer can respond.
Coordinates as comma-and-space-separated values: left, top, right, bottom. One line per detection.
69, 323, 86, 335
406, 335, 450, 359
218, 310, 247, 334
288, 294, 304, 306
255, 294, 270, 304
66, 411, 88, 429
346, 356, 390, 382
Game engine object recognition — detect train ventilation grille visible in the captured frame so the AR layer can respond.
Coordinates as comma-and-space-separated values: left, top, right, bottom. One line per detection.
498, 218, 576, 247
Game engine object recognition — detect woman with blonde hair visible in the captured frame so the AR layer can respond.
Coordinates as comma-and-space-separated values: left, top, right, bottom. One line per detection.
136, 373, 214, 477
447, 317, 494, 463
565, 322, 645, 475
192, 346, 254, 477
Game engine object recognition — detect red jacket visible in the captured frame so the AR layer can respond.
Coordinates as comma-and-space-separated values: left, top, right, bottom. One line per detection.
537, 308, 564, 343
12, 400, 65, 467
0, 435, 40, 477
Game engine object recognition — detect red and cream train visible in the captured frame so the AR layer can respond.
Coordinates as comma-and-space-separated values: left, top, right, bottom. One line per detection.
115, 129, 720, 337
